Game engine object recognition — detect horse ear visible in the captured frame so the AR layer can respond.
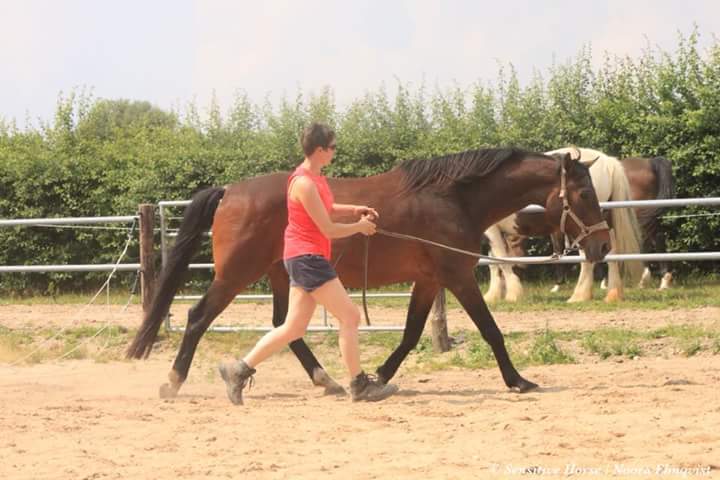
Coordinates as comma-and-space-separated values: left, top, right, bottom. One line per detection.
579, 155, 600, 168
570, 146, 581, 161
561, 152, 574, 172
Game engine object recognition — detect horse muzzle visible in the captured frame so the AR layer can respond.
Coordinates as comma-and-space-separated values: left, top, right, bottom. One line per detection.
582, 232, 611, 263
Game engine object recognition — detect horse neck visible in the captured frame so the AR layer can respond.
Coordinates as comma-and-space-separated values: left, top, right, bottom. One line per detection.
465, 156, 558, 226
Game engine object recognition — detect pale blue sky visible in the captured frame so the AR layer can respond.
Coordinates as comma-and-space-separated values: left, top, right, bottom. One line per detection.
2, 0, 720, 126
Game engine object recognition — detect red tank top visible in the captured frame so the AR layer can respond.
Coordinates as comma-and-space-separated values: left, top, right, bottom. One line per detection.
283, 165, 335, 260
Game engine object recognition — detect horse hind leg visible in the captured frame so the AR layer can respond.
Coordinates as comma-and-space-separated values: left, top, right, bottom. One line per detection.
656, 231, 673, 290
159, 278, 245, 399
376, 280, 440, 384
502, 265, 524, 302
484, 264, 505, 304
638, 267, 652, 289
266, 262, 345, 396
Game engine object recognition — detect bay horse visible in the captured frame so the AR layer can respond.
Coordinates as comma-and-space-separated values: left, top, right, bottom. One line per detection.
127, 148, 610, 398
484, 147, 643, 303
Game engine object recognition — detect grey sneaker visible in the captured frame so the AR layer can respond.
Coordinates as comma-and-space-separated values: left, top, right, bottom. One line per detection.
350, 372, 398, 402
218, 359, 256, 405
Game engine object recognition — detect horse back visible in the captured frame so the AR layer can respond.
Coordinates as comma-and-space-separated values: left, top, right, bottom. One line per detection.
621, 157, 658, 201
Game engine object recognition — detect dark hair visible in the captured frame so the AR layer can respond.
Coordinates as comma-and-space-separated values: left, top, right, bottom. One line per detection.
301, 122, 336, 156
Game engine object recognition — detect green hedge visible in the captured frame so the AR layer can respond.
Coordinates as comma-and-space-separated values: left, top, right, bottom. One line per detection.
1, 31, 718, 294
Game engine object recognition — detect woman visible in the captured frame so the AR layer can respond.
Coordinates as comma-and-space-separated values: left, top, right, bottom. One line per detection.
219, 122, 399, 404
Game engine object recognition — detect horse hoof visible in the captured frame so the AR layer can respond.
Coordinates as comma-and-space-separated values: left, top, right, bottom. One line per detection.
312, 368, 347, 396
159, 370, 183, 399
659, 273, 673, 290
509, 377, 539, 393
604, 288, 622, 303
567, 296, 590, 303
324, 384, 347, 396
159, 382, 179, 399
483, 294, 501, 304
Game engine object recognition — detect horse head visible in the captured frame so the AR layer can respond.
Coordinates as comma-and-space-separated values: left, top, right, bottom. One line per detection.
544, 152, 611, 262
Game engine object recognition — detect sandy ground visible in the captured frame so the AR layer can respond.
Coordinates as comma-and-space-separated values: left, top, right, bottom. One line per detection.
1, 304, 720, 479
2, 302, 719, 333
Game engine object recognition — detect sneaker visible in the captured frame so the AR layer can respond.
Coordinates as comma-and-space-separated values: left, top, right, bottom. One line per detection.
350, 371, 398, 402
218, 359, 256, 405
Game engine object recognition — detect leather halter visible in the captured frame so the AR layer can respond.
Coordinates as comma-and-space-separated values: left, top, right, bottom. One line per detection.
558, 163, 610, 252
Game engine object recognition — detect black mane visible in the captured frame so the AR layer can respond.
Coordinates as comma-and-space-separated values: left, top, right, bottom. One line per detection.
398, 148, 540, 193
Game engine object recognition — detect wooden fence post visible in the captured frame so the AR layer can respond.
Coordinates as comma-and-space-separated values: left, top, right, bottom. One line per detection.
138, 204, 156, 317
431, 289, 451, 352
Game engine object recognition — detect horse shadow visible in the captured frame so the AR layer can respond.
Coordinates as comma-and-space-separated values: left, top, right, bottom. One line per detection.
394, 385, 568, 405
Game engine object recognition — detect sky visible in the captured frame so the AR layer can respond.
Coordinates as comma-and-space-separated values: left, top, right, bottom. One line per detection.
2, 0, 720, 127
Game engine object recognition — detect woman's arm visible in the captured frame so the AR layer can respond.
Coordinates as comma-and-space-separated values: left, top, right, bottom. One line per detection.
332, 203, 379, 219
292, 178, 375, 239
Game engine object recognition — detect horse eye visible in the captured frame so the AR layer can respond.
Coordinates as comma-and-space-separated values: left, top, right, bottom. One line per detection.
580, 190, 591, 200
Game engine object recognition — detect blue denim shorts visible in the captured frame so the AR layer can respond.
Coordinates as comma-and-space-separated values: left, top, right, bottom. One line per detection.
283, 254, 338, 292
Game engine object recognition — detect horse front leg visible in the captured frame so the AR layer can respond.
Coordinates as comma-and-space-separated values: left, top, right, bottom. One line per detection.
567, 260, 594, 302
376, 279, 440, 384
446, 272, 538, 392
550, 232, 566, 293
267, 262, 345, 395
604, 229, 624, 302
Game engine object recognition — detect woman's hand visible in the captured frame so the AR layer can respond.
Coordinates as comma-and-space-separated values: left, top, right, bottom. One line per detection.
353, 205, 379, 220
356, 215, 377, 236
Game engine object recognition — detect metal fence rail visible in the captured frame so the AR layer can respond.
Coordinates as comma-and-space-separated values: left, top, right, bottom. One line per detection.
157, 196, 720, 332
0, 215, 137, 227
2, 198, 719, 332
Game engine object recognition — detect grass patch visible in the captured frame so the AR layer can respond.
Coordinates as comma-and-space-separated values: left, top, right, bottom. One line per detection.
4, 276, 719, 312
1, 318, 718, 374
713, 337, 720, 355
526, 331, 575, 364
0, 324, 134, 364
581, 328, 643, 359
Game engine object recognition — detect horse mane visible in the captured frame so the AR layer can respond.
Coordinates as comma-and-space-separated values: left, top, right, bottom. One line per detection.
398, 148, 534, 193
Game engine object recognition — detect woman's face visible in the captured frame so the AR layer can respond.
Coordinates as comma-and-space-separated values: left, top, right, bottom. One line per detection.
320, 140, 336, 166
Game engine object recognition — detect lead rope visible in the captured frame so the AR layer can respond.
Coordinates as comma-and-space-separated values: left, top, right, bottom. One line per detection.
363, 236, 371, 326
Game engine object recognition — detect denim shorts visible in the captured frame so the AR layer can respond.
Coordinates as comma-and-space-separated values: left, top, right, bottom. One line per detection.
283, 254, 338, 292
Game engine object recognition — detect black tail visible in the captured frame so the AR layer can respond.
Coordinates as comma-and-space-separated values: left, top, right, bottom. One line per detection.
126, 187, 225, 359
636, 157, 675, 241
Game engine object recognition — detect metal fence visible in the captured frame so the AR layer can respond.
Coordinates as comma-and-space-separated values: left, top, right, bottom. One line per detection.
157, 197, 720, 332
2, 198, 719, 332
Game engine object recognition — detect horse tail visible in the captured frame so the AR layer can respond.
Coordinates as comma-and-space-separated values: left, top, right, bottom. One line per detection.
636, 157, 675, 242
608, 160, 644, 282
126, 186, 225, 359
652, 156, 675, 200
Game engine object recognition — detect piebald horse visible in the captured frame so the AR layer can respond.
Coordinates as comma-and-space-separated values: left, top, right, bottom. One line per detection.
484, 147, 643, 303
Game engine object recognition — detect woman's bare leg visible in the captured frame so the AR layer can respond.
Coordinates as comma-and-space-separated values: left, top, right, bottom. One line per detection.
242, 286, 316, 368
310, 277, 362, 378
